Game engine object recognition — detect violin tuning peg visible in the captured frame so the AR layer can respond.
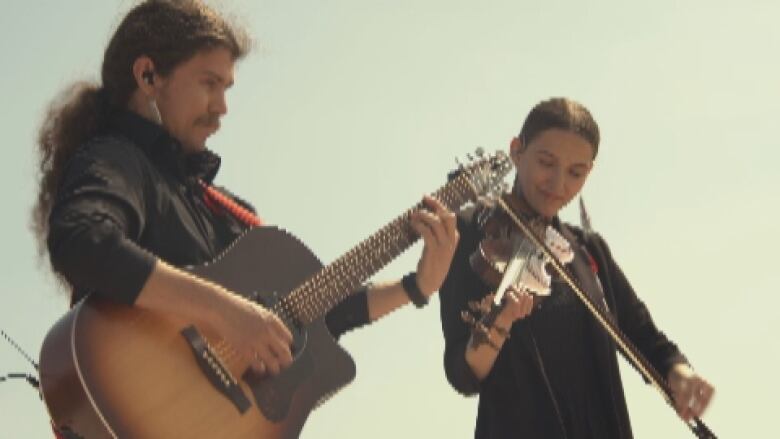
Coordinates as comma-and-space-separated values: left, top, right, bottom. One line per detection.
461, 310, 477, 325
479, 296, 494, 313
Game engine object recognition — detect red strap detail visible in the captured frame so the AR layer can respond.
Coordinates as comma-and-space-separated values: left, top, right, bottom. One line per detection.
587, 252, 599, 274
199, 180, 263, 227
201, 188, 220, 213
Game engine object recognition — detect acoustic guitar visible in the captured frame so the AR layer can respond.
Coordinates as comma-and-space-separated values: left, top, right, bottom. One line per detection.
39, 151, 511, 439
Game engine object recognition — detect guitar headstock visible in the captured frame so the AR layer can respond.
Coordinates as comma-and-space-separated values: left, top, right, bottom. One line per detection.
450, 148, 512, 202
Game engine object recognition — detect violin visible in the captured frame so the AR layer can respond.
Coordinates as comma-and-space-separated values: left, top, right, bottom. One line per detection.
469, 193, 574, 299
460, 191, 575, 335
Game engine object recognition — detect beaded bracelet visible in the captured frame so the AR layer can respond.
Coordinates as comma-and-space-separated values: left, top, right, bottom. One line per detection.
469, 327, 501, 351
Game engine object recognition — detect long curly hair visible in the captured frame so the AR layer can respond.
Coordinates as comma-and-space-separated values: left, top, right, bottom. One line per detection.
33, 0, 250, 254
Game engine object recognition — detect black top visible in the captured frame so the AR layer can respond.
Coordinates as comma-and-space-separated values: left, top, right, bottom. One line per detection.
47, 110, 368, 337
439, 206, 688, 439
529, 278, 611, 438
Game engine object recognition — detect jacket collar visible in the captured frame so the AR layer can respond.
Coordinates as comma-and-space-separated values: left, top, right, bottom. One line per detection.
108, 110, 222, 184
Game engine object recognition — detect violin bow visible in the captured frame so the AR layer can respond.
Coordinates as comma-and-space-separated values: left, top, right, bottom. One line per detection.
496, 194, 717, 439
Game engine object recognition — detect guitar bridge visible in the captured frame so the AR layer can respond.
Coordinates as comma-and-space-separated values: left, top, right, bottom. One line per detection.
181, 325, 252, 414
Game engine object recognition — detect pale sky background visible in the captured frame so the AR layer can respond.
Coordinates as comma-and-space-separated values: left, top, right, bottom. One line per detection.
1, 0, 778, 437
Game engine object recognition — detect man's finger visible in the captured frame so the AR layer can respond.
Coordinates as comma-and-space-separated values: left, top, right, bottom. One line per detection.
442, 211, 458, 242
269, 316, 293, 345
411, 217, 435, 244
413, 212, 446, 245
422, 194, 447, 214
251, 346, 276, 373
250, 357, 267, 375
422, 195, 458, 241
270, 339, 293, 368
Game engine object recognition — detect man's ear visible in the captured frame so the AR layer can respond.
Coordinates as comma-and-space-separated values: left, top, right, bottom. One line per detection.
132, 56, 157, 96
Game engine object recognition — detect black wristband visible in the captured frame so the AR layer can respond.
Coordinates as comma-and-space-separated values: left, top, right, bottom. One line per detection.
401, 272, 428, 308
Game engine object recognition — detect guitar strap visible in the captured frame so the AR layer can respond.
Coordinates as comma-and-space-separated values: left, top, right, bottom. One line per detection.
199, 180, 264, 228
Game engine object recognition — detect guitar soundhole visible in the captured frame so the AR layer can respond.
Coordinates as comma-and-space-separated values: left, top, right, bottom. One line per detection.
251, 290, 308, 360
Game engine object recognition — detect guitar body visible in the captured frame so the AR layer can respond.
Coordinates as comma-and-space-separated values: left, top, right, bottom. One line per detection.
40, 227, 356, 439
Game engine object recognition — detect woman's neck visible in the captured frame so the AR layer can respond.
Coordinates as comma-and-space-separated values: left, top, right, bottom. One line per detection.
510, 179, 553, 224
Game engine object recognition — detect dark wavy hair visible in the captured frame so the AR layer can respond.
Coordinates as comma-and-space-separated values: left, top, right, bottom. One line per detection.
33, 0, 250, 253
518, 97, 600, 158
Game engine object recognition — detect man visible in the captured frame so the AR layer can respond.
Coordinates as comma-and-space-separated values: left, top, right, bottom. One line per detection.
35, 0, 456, 419
438, 97, 714, 438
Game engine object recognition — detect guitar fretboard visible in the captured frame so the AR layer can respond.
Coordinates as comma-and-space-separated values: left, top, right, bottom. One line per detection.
274, 172, 477, 325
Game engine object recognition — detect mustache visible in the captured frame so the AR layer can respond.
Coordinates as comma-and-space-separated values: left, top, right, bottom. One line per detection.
195, 113, 221, 128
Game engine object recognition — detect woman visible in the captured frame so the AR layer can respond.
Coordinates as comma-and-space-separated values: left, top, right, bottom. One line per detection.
438, 97, 713, 438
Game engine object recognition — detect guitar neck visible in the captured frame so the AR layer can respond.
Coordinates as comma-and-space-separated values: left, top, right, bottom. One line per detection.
278, 173, 475, 326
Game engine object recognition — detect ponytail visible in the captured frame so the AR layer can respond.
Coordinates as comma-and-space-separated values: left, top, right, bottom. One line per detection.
32, 82, 111, 254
